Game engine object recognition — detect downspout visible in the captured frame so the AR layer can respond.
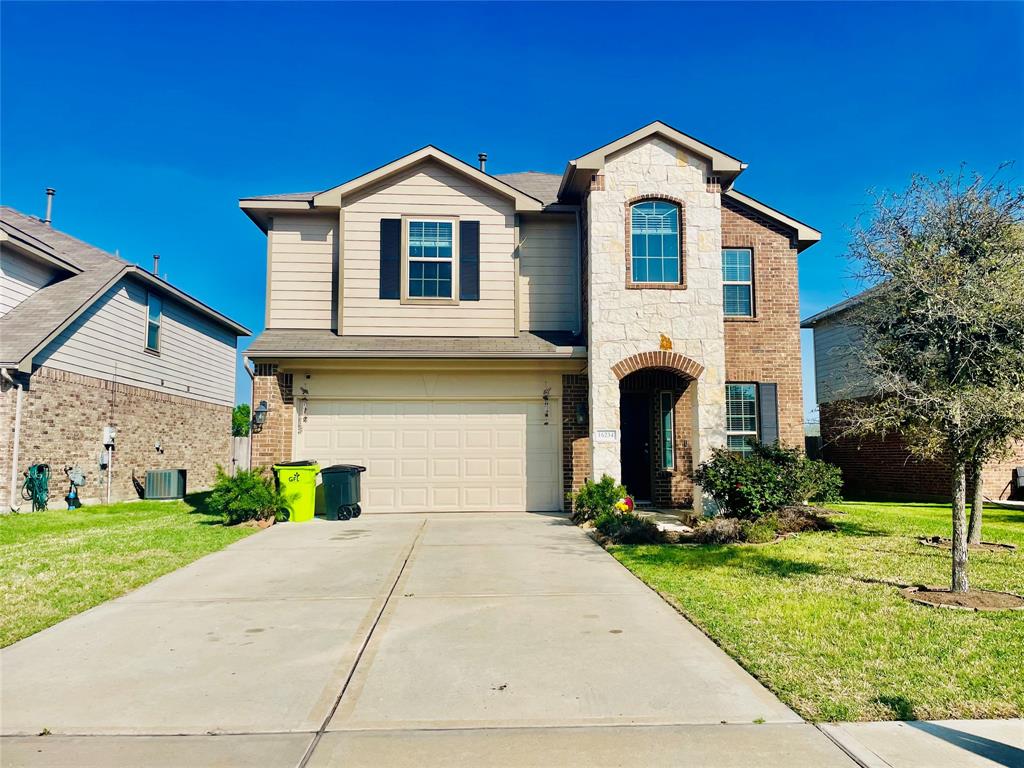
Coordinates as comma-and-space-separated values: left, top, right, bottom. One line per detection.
2, 369, 24, 511
244, 357, 255, 471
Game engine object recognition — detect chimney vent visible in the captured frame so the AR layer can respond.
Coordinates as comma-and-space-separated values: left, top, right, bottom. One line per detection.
478, 152, 487, 172
43, 188, 55, 225
153, 254, 160, 276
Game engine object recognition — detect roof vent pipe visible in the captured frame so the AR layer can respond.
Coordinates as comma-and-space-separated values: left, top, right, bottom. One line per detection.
43, 188, 55, 225
478, 153, 487, 172
153, 253, 160, 276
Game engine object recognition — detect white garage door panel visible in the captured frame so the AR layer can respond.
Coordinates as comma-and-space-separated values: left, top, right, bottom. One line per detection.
295, 400, 559, 513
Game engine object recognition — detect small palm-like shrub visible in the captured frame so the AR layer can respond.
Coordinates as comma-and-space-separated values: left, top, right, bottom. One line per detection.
594, 509, 663, 544
207, 467, 290, 525
568, 474, 627, 524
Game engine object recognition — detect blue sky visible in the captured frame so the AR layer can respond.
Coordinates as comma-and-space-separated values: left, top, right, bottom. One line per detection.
3, 2, 1022, 418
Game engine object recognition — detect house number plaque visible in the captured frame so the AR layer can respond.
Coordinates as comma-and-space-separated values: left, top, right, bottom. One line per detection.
594, 429, 619, 443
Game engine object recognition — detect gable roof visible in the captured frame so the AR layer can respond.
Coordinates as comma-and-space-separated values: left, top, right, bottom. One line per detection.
312, 146, 544, 211
238, 122, 819, 248
558, 121, 748, 200
0, 206, 249, 370
723, 189, 822, 252
239, 147, 545, 231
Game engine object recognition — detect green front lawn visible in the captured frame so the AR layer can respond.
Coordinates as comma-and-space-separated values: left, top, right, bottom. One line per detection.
0, 496, 255, 647
611, 501, 1024, 722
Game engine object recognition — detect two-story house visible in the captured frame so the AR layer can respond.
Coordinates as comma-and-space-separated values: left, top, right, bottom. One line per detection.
0, 205, 249, 508
242, 122, 820, 514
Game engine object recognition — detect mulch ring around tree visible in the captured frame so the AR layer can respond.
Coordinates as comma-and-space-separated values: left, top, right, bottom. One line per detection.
901, 586, 1024, 612
918, 536, 1017, 553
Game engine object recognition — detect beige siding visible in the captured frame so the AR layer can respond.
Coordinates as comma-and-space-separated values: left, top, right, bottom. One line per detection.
268, 214, 335, 329
35, 276, 237, 406
812, 318, 873, 405
518, 213, 578, 332
0, 246, 59, 318
341, 160, 516, 336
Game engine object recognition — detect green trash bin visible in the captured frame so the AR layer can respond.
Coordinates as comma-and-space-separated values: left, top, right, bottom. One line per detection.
273, 461, 320, 523
320, 464, 366, 520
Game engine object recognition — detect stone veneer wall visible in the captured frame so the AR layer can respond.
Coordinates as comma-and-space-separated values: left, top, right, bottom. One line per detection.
0, 366, 230, 507
586, 136, 727, 507
250, 363, 294, 470
721, 196, 805, 448
820, 402, 1024, 501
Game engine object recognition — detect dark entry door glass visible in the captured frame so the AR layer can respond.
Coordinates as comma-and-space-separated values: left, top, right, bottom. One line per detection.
620, 393, 651, 500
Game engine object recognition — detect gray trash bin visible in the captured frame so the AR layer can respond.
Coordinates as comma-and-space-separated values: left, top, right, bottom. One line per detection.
320, 464, 367, 520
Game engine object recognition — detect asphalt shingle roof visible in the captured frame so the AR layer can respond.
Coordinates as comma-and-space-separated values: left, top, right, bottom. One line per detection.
0, 206, 246, 367
493, 172, 563, 206
247, 329, 585, 358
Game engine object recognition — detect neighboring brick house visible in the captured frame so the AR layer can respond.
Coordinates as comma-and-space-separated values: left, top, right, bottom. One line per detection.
803, 298, 1024, 501
241, 122, 820, 513
0, 206, 249, 508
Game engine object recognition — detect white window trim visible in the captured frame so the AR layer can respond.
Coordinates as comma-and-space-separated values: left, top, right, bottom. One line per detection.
726, 382, 758, 454
723, 248, 755, 318
400, 215, 460, 306
660, 390, 675, 471
144, 291, 162, 354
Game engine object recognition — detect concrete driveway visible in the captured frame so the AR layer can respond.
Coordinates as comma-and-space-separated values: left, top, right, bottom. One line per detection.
1, 513, 854, 767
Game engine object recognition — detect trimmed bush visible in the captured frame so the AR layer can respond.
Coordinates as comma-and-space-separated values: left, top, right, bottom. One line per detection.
206, 467, 290, 525
693, 443, 843, 520
594, 509, 663, 544
568, 474, 627, 524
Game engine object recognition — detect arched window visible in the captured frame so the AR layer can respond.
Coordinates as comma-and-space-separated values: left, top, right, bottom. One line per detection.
630, 200, 680, 284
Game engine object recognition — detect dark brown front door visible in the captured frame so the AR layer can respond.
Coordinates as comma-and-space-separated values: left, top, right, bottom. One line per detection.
620, 393, 651, 500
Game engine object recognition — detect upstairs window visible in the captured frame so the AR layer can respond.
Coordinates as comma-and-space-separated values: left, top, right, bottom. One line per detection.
145, 292, 162, 352
722, 248, 753, 317
408, 220, 454, 299
630, 201, 680, 284
725, 383, 757, 456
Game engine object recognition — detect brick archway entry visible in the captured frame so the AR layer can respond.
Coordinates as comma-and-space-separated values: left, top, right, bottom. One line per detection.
613, 351, 704, 507
612, 350, 704, 382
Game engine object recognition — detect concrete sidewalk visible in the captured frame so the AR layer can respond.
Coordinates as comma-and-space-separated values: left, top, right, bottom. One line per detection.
1, 512, 854, 767
821, 719, 1024, 768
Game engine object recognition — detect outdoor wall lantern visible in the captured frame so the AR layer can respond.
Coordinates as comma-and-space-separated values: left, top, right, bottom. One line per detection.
576, 402, 588, 425
252, 400, 269, 433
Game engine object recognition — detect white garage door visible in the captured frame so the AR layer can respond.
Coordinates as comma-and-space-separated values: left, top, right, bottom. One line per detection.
295, 399, 560, 513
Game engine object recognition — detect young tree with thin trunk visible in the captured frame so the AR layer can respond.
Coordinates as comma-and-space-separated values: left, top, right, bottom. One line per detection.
840, 167, 1024, 593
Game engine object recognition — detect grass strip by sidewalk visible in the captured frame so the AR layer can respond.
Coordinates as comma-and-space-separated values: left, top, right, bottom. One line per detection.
611, 501, 1024, 721
0, 496, 254, 647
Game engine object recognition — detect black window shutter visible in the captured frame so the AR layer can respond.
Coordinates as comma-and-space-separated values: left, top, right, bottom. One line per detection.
379, 218, 401, 300
459, 220, 480, 301
758, 383, 779, 445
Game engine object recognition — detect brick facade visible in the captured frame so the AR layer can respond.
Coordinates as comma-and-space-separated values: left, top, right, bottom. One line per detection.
721, 196, 804, 449
561, 373, 591, 511
0, 366, 231, 508
820, 402, 1024, 501
249, 364, 294, 470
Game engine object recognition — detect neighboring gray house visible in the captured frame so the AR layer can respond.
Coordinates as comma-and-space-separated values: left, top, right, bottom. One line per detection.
803, 294, 1024, 501
0, 205, 249, 509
